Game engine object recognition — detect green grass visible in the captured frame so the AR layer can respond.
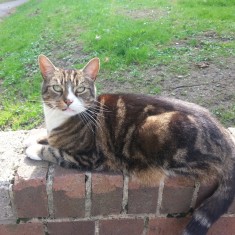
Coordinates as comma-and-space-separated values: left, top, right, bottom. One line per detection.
0, 0, 235, 130
0, 0, 11, 3
213, 105, 235, 127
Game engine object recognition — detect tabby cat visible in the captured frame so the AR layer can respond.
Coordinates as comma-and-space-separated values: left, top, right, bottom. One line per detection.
26, 55, 235, 235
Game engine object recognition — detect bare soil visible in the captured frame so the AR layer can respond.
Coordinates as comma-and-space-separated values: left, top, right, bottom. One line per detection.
119, 8, 169, 21
98, 57, 235, 126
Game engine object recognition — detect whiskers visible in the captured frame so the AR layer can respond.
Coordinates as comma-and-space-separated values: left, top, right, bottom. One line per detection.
26, 99, 57, 122
94, 100, 111, 113
79, 112, 96, 135
80, 109, 102, 135
28, 97, 56, 108
79, 101, 110, 135
29, 97, 111, 136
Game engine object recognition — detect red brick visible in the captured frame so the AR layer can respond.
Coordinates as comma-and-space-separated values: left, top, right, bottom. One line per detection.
47, 221, 95, 235
0, 222, 44, 235
91, 172, 123, 216
13, 158, 49, 218
208, 217, 235, 235
148, 218, 190, 235
160, 176, 195, 214
99, 219, 144, 235
196, 180, 235, 214
53, 166, 85, 218
196, 180, 218, 208
128, 177, 159, 214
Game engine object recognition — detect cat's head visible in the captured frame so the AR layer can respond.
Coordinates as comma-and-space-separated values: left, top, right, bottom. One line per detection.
38, 55, 99, 117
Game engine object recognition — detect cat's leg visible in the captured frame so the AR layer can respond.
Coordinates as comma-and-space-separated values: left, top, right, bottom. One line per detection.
26, 144, 79, 169
25, 144, 104, 170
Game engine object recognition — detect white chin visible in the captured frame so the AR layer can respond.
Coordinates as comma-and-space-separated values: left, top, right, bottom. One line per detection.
63, 108, 78, 116
62, 107, 86, 116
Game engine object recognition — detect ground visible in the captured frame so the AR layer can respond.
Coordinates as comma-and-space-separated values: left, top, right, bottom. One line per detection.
103, 61, 234, 127
0, 0, 234, 129
53, 31, 235, 127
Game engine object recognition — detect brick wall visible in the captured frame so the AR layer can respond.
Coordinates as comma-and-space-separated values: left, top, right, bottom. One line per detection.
1, 161, 235, 235
0, 128, 235, 235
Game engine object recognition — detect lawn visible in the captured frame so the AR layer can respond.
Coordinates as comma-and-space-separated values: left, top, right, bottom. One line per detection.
0, 0, 10, 3
0, 0, 234, 130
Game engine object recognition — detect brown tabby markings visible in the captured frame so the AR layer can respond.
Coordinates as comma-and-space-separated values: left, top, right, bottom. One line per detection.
26, 55, 235, 235
95, 94, 228, 178
115, 98, 126, 139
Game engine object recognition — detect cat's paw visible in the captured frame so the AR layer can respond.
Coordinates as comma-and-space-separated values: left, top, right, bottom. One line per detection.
26, 144, 43, 161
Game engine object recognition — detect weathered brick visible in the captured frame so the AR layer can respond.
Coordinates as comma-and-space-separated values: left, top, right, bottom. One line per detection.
13, 158, 48, 218
47, 221, 95, 235
196, 180, 218, 208
128, 177, 158, 214
195, 180, 235, 214
148, 218, 190, 235
91, 172, 123, 216
0, 222, 44, 235
0, 130, 35, 222
53, 166, 85, 218
208, 217, 235, 235
0, 185, 15, 222
160, 176, 195, 214
99, 218, 144, 235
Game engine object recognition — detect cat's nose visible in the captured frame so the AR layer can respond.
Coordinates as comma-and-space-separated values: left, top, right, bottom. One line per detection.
65, 99, 73, 105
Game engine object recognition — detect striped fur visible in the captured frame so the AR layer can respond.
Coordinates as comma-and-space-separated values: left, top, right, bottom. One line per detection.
26, 55, 235, 235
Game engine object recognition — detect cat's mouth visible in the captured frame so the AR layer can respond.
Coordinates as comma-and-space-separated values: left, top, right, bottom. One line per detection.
62, 107, 76, 113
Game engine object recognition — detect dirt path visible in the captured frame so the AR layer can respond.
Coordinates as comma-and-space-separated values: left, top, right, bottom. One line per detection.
0, 0, 28, 19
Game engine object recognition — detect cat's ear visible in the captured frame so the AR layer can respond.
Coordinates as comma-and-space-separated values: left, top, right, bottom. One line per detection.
38, 55, 57, 80
82, 57, 100, 81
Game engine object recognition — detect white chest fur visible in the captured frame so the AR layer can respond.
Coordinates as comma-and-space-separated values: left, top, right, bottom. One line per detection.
43, 105, 70, 132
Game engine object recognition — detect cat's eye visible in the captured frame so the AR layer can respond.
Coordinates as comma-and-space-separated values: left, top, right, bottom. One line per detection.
53, 85, 63, 93
75, 87, 86, 94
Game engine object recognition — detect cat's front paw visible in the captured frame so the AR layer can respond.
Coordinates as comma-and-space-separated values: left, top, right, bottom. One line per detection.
26, 144, 43, 161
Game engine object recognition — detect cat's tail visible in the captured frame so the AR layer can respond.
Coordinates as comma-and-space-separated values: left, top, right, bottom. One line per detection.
183, 156, 235, 235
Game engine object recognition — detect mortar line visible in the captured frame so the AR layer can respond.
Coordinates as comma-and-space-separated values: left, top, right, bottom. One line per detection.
142, 216, 149, 235
85, 172, 92, 217
190, 181, 200, 209
26, 213, 165, 224
46, 163, 55, 219
42, 221, 49, 235
122, 171, 129, 214
95, 220, 99, 235
11, 213, 235, 229
8, 183, 17, 219
156, 178, 165, 216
